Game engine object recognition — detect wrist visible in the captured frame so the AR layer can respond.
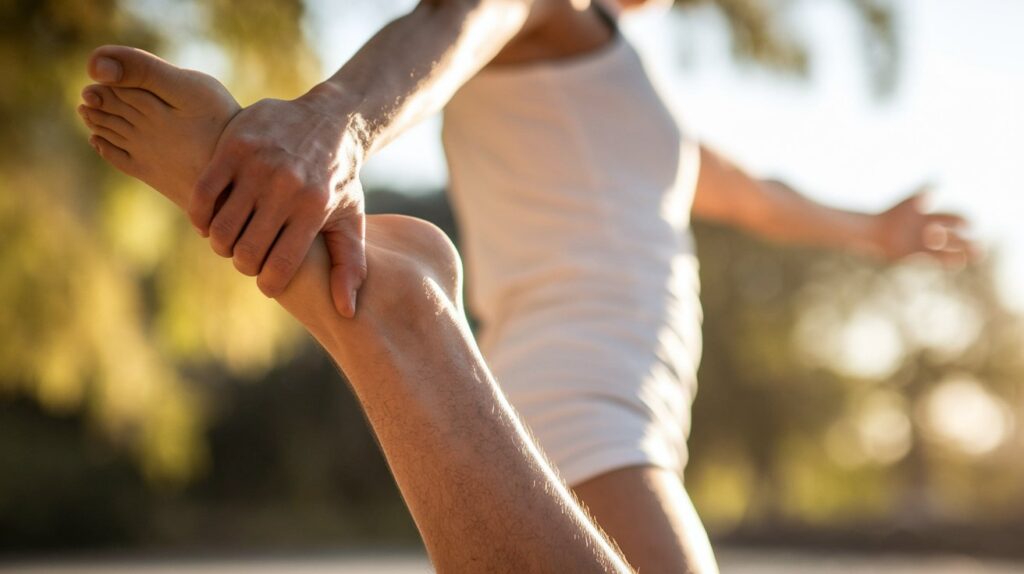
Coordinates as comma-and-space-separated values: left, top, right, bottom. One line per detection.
299, 81, 375, 162
300, 79, 364, 115
851, 212, 888, 259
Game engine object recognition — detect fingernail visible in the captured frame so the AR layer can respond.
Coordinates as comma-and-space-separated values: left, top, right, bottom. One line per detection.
82, 90, 101, 107
94, 57, 122, 83
350, 289, 358, 315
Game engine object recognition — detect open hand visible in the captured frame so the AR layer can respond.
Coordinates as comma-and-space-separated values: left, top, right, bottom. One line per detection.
874, 187, 977, 268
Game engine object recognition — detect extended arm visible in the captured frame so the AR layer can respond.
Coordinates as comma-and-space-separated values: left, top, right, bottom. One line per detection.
691, 146, 975, 265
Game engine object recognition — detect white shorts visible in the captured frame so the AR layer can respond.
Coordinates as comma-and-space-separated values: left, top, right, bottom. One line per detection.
479, 271, 702, 487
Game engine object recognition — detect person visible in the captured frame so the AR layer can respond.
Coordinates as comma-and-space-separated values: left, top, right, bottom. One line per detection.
79, 0, 975, 571
77, 45, 632, 574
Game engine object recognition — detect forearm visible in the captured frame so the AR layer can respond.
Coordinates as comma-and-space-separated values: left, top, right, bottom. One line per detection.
692, 146, 881, 255
306, 0, 537, 156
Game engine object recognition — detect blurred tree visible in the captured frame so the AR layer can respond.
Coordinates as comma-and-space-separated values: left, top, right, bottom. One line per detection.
687, 219, 1024, 537
674, 0, 899, 95
0, 0, 320, 487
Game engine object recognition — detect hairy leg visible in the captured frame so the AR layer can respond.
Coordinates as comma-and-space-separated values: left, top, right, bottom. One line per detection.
80, 46, 630, 574
574, 466, 719, 574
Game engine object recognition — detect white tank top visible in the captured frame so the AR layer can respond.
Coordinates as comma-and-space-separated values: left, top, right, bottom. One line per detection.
442, 24, 703, 480
444, 31, 700, 304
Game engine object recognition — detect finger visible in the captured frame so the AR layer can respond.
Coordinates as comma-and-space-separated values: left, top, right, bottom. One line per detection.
256, 222, 319, 298
921, 223, 949, 251
232, 203, 291, 277
191, 150, 237, 237
207, 182, 257, 258
940, 232, 968, 252
940, 232, 982, 262
929, 212, 969, 229
323, 216, 368, 318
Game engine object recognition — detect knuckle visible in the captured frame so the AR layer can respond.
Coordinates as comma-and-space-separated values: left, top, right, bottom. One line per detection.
265, 252, 298, 277
257, 259, 293, 297
298, 185, 329, 209
227, 134, 261, 156
253, 97, 280, 108
210, 239, 233, 258
232, 253, 259, 276
208, 223, 239, 256
209, 216, 237, 241
193, 178, 220, 203
233, 239, 263, 265
270, 166, 305, 192
256, 274, 283, 298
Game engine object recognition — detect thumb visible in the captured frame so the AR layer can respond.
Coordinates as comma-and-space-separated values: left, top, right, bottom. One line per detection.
323, 214, 367, 318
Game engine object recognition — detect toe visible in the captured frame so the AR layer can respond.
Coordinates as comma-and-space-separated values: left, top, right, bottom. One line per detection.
113, 86, 172, 117
82, 85, 141, 123
80, 116, 130, 151
88, 45, 192, 108
78, 105, 134, 138
89, 134, 135, 175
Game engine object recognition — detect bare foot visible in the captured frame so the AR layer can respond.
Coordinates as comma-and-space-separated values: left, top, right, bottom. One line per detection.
76, 45, 464, 315
78, 45, 240, 211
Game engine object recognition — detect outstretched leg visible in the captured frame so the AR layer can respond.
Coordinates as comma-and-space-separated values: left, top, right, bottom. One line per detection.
79, 46, 630, 574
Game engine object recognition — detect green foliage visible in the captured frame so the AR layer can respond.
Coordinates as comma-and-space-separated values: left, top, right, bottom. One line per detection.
202, 0, 320, 102
0, 0, 317, 486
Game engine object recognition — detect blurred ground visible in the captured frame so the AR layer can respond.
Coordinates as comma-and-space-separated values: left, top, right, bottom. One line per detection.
2, 549, 1021, 573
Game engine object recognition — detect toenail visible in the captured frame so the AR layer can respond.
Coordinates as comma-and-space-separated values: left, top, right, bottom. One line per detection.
82, 91, 101, 107
94, 57, 122, 83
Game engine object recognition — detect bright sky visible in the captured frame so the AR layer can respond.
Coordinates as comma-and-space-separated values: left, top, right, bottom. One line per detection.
305, 0, 1023, 311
